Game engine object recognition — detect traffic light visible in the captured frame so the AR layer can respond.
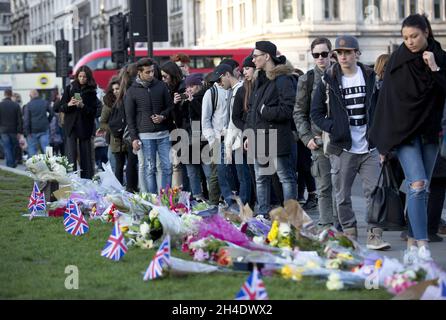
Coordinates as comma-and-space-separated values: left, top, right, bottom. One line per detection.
56, 39, 71, 77
110, 13, 128, 67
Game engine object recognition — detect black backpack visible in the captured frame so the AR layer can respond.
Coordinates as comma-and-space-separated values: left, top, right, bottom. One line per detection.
108, 105, 126, 139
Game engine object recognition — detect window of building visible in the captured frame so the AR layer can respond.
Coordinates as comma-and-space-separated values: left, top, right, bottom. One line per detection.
252, 0, 257, 25
409, 0, 417, 14
240, 1, 246, 29
399, 0, 406, 19
324, 0, 339, 20
228, 0, 234, 32
299, 0, 306, 18
279, 0, 293, 21
434, 0, 442, 19
363, 0, 381, 21
217, 0, 222, 33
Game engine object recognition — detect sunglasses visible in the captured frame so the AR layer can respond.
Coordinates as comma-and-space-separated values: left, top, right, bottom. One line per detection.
312, 51, 330, 59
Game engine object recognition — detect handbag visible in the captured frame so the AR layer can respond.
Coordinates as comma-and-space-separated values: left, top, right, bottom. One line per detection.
367, 161, 407, 231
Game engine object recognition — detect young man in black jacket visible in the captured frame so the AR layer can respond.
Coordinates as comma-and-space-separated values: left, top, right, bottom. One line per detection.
0, 89, 23, 168
125, 58, 174, 194
311, 35, 390, 250
245, 41, 297, 217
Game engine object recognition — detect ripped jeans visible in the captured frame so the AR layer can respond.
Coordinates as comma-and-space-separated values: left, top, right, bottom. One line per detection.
396, 137, 439, 241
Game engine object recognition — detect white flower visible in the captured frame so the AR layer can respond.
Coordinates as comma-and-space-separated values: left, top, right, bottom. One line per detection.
149, 209, 159, 220
253, 236, 265, 245
189, 238, 207, 250
278, 222, 291, 237
326, 273, 344, 291
140, 222, 150, 236
404, 270, 417, 280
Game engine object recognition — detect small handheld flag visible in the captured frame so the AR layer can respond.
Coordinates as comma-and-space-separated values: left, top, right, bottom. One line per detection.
64, 199, 89, 236
235, 266, 269, 300
101, 222, 128, 261
28, 182, 46, 220
143, 235, 171, 281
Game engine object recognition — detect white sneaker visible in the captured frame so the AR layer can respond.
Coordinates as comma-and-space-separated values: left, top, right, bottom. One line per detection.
403, 246, 419, 265
418, 246, 433, 263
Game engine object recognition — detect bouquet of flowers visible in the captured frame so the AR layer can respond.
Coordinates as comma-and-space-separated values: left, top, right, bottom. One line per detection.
25, 154, 74, 184
124, 208, 163, 249
182, 236, 231, 266
158, 186, 190, 215
384, 268, 427, 295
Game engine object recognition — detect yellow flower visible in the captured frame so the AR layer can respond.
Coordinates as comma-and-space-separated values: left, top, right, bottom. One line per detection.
326, 259, 342, 270
337, 252, 353, 261
375, 259, 383, 269
281, 265, 294, 279
120, 226, 129, 233
281, 265, 303, 281
267, 221, 279, 244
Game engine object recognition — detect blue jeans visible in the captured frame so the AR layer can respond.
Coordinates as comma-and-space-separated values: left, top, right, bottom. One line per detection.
216, 142, 237, 205
27, 131, 49, 156
396, 137, 439, 241
141, 136, 172, 194
1, 133, 18, 167
235, 152, 252, 205
254, 154, 297, 215
185, 164, 211, 197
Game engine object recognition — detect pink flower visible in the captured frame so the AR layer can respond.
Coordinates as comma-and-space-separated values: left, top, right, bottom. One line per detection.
193, 249, 209, 262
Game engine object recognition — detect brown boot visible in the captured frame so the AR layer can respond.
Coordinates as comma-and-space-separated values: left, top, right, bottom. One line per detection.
343, 227, 358, 241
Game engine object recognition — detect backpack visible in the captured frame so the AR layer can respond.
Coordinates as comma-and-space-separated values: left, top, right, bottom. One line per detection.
108, 105, 126, 139
209, 85, 218, 114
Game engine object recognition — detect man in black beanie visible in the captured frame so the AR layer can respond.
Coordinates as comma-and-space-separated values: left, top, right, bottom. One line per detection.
245, 41, 297, 217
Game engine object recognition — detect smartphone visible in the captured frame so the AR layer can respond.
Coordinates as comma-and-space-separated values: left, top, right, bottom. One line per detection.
74, 93, 81, 100
179, 93, 189, 100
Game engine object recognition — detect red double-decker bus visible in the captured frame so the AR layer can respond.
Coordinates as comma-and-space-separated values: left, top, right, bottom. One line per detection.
73, 48, 253, 90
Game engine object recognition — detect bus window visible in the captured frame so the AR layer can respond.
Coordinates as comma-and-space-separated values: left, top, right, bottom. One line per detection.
85, 57, 109, 71
192, 56, 231, 69
25, 52, 55, 73
104, 59, 117, 70
0, 53, 24, 73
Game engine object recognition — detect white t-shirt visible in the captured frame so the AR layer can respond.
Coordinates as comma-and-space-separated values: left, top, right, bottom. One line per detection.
342, 68, 368, 154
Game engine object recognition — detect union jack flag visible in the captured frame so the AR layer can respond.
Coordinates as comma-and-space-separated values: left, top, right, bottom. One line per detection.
101, 222, 128, 261
28, 182, 46, 219
143, 235, 171, 281
235, 266, 269, 300
64, 199, 89, 236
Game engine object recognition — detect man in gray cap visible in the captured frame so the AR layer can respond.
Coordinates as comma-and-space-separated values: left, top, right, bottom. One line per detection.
311, 35, 391, 250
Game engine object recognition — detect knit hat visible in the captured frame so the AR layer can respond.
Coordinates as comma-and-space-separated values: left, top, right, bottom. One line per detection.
185, 73, 204, 87
242, 55, 256, 68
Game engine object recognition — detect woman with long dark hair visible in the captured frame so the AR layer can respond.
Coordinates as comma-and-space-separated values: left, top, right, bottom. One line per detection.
161, 60, 188, 191
370, 14, 446, 264
59, 65, 98, 179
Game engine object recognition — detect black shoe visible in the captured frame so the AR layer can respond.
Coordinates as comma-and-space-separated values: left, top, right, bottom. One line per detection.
428, 233, 444, 242
302, 194, 318, 211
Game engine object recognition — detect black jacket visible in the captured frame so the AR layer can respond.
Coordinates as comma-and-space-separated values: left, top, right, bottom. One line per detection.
24, 97, 53, 135
310, 62, 377, 155
246, 62, 297, 157
59, 82, 98, 140
232, 86, 248, 131
0, 98, 22, 134
124, 78, 173, 142
369, 39, 446, 154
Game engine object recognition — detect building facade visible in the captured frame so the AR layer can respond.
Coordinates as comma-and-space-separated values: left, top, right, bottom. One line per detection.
198, 0, 446, 70
10, 0, 30, 45
0, 0, 12, 45
168, 0, 201, 47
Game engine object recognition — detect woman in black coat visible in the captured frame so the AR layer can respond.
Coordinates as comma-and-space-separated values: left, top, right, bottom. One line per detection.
369, 14, 446, 263
59, 66, 98, 179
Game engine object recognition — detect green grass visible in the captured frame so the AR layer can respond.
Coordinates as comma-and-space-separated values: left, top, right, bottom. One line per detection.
0, 169, 392, 300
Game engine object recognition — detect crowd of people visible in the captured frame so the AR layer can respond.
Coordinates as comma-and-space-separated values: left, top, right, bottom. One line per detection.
1, 14, 445, 263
